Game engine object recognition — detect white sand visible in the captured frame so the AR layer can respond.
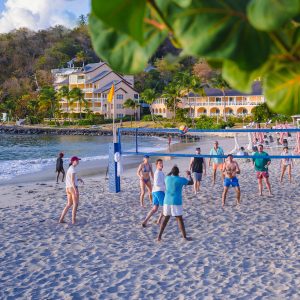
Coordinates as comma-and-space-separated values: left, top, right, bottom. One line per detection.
1, 146, 300, 299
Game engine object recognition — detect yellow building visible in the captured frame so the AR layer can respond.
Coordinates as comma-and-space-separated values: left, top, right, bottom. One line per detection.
151, 81, 264, 119
52, 62, 140, 119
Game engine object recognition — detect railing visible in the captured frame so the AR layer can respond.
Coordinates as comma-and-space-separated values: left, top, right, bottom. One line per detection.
153, 98, 264, 106
83, 88, 94, 93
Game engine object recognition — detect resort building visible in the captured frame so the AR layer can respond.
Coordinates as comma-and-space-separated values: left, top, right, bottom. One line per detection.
151, 81, 264, 118
51, 62, 140, 119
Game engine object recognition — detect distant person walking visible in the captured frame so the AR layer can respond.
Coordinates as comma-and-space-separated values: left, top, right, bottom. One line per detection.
222, 154, 241, 207
280, 146, 293, 183
189, 147, 206, 194
142, 159, 165, 227
56, 152, 65, 183
137, 155, 154, 207
157, 166, 193, 242
59, 156, 84, 224
252, 144, 272, 196
208, 141, 225, 185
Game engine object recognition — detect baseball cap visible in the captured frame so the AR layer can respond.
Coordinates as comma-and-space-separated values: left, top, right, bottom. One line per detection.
144, 155, 149, 158
71, 156, 81, 162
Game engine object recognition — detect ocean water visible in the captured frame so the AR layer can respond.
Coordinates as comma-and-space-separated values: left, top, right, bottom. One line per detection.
0, 134, 171, 181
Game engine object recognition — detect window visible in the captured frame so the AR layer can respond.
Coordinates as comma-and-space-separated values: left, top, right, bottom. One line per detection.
103, 94, 107, 99
117, 114, 123, 118
117, 104, 123, 109
134, 94, 139, 99
229, 97, 234, 102
216, 97, 222, 102
116, 94, 123, 100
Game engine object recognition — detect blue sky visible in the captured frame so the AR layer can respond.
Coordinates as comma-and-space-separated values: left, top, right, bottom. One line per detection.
0, 0, 90, 33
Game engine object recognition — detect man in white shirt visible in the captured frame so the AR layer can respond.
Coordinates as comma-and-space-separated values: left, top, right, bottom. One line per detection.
142, 159, 165, 227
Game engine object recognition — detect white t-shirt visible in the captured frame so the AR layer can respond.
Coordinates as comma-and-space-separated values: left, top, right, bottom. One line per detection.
152, 169, 165, 192
66, 165, 78, 188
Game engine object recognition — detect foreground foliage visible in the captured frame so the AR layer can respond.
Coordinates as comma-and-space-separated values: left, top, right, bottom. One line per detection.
89, 0, 300, 115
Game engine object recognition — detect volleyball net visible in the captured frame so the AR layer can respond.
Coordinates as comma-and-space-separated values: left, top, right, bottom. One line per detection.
108, 126, 300, 192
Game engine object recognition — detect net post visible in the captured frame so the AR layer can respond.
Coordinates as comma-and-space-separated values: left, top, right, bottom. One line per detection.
109, 142, 121, 193
135, 128, 138, 153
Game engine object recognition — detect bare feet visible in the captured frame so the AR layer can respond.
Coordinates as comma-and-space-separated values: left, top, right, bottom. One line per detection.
142, 222, 146, 228
157, 237, 161, 242
184, 237, 192, 241
59, 219, 66, 223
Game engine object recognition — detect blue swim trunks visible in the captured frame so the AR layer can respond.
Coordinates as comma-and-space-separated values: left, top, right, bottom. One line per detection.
224, 177, 239, 187
152, 191, 165, 206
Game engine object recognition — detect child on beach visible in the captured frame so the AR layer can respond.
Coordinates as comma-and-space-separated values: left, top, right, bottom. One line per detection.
157, 166, 193, 242
56, 152, 65, 183
142, 159, 165, 227
59, 156, 84, 224
137, 155, 154, 207
280, 147, 294, 183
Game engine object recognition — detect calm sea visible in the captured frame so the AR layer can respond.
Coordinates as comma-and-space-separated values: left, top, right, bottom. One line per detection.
0, 134, 171, 181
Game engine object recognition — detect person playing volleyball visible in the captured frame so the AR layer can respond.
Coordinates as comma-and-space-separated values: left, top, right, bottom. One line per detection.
208, 141, 225, 185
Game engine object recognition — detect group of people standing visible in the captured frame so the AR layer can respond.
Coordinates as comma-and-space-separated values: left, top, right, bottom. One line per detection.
139, 140, 295, 241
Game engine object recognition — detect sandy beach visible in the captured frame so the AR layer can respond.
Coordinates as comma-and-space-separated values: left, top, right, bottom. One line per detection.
1, 140, 300, 299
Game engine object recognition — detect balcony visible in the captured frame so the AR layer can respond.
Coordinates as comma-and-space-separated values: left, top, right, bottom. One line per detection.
186, 100, 263, 106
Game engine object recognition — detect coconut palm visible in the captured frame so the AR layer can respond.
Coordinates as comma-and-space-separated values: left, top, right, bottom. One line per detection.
162, 82, 182, 121
38, 86, 58, 121
69, 87, 87, 119
140, 88, 158, 122
123, 98, 139, 127
211, 74, 231, 121
175, 71, 207, 120
57, 85, 70, 120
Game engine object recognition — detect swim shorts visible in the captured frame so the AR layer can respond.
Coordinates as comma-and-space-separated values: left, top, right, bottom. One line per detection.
192, 172, 202, 182
152, 191, 165, 206
224, 176, 239, 187
213, 163, 223, 170
256, 171, 269, 179
163, 204, 183, 217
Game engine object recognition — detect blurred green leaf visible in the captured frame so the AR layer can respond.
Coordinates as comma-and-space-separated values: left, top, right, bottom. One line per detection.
264, 63, 300, 114
89, 14, 167, 73
222, 60, 270, 92
91, 0, 146, 44
171, 0, 271, 70
247, 0, 300, 31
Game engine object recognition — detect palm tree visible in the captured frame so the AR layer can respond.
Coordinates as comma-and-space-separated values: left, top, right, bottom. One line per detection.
175, 71, 207, 122
69, 87, 87, 119
38, 86, 58, 121
162, 82, 182, 121
123, 98, 136, 127
140, 88, 158, 122
211, 74, 231, 121
57, 85, 70, 121
75, 50, 87, 67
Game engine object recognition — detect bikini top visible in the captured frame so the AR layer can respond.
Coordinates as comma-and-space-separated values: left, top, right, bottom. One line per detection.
143, 163, 152, 173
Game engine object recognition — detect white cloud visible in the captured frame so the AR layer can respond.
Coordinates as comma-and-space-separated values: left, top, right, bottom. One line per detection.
0, 0, 90, 33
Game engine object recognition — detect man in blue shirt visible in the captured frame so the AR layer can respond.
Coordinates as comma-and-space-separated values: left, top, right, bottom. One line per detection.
208, 141, 225, 185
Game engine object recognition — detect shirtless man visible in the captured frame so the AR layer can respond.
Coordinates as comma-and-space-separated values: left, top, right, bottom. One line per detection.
137, 155, 154, 207
222, 154, 241, 207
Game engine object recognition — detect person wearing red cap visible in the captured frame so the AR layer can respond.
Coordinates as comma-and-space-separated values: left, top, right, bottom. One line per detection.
59, 156, 84, 224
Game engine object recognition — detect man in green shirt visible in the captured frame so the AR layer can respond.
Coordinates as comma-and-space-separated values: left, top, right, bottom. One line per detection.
252, 144, 272, 196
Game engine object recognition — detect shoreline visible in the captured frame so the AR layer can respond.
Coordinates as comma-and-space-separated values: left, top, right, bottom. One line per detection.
0, 124, 202, 141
